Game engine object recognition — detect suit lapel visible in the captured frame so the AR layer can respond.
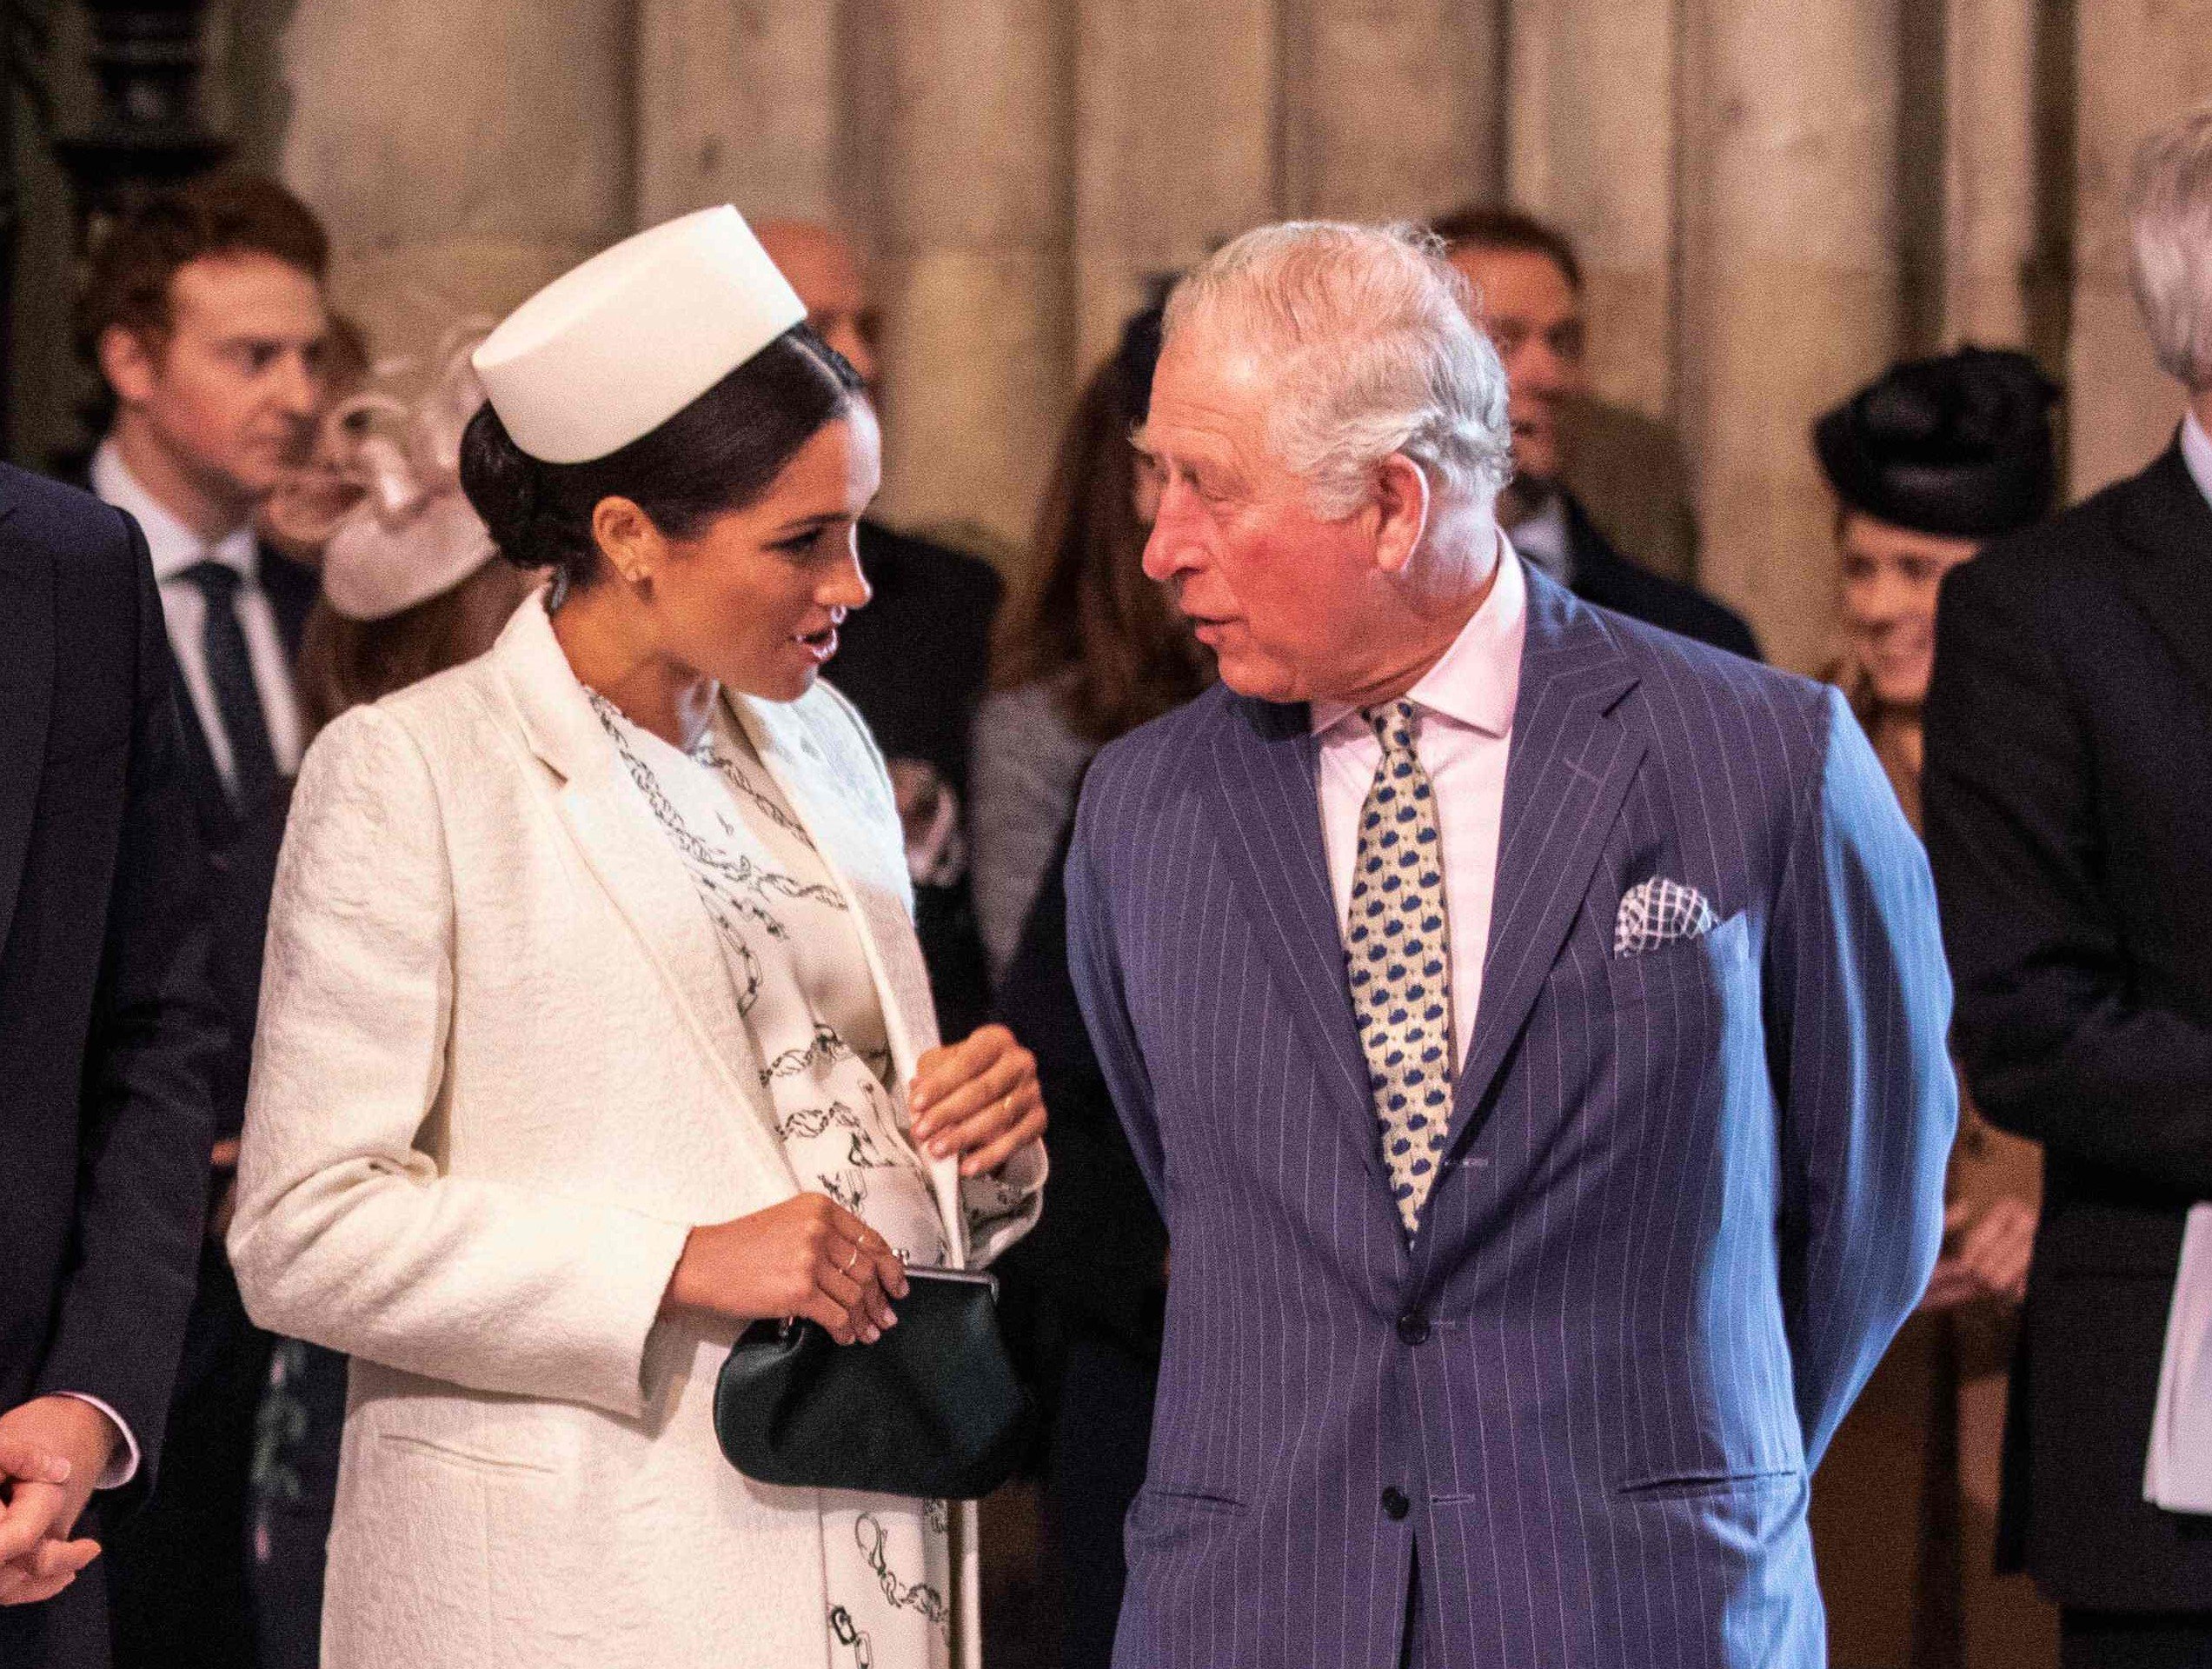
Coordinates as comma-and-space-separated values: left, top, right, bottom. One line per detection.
1206, 696, 1375, 1144
1441, 574, 1644, 1167
2112, 441, 2212, 706
0, 509, 52, 949
490, 600, 794, 1190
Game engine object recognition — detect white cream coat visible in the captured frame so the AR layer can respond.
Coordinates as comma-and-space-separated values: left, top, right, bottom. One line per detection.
229, 596, 1040, 1669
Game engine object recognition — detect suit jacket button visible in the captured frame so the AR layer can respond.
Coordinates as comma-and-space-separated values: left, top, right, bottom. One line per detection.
1396, 1311, 1430, 1346
1381, 1486, 1412, 1521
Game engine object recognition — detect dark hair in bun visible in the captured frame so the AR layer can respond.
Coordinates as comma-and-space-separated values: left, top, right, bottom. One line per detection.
460, 323, 867, 594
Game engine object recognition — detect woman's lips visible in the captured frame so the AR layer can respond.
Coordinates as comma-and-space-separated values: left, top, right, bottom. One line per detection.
795, 625, 839, 664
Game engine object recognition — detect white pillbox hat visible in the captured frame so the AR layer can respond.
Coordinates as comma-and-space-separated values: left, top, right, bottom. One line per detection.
471, 205, 807, 464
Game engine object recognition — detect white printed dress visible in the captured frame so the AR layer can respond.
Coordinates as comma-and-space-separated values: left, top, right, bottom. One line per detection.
592, 691, 1033, 1669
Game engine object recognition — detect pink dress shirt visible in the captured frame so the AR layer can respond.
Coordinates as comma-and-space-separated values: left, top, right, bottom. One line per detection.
1312, 542, 1528, 1073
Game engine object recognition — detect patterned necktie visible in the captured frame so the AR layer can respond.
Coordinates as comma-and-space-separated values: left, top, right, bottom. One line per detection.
1342, 699, 1456, 1235
182, 558, 279, 812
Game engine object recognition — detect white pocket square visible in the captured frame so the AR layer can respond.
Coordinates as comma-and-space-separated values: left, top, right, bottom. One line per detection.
1614, 878, 1717, 957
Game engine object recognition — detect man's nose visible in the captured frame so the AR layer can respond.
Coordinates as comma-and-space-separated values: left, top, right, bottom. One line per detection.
1512, 342, 1571, 396
274, 350, 320, 418
1141, 497, 1200, 582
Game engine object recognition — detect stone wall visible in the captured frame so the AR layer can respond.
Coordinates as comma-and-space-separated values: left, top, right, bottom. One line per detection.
244, 0, 2212, 670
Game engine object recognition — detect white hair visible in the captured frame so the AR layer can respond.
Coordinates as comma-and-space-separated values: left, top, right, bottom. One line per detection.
1161, 221, 1514, 517
2129, 100, 2212, 393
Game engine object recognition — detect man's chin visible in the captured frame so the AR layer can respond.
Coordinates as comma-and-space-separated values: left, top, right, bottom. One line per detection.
1215, 655, 1299, 705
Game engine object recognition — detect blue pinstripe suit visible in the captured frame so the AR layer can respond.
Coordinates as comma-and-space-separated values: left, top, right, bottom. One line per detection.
1066, 572, 1956, 1667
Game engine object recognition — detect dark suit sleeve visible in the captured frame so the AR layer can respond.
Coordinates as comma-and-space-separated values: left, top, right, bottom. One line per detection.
1065, 766, 1167, 1211
1765, 688, 1956, 1468
31, 514, 220, 1499
1924, 558, 2212, 1195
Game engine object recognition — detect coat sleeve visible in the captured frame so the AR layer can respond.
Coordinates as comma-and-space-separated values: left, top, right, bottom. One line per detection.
228, 704, 691, 1420
1923, 555, 2212, 1196
1064, 759, 1167, 1212
33, 513, 222, 1505
1764, 688, 1956, 1468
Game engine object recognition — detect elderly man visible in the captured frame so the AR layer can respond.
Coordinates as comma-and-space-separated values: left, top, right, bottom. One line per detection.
1066, 222, 1956, 1668
1924, 103, 2212, 1666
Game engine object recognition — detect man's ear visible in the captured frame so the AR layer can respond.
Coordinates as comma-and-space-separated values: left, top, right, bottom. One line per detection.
97, 324, 161, 409
1371, 453, 1432, 575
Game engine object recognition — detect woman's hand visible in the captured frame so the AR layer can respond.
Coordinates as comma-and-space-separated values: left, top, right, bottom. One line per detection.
908, 1023, 1046, 1178
663, 1194, 909, 1345
1919, 1195, 2037, 1313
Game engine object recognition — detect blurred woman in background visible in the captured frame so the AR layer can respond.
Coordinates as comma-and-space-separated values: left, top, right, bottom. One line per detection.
975, 296, 1209, 1669
971, 296, 1207, 976
1808, 345, 2062, 1669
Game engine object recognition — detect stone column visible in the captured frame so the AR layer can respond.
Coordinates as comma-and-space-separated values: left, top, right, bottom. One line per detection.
634, 0, 840, 227
872, 0, 1073, 557
1942, 0, 2039, 348
1677, 0, 1900, 673
1283, 0, 1504, 222
2066, 1, 2212, 499
1505, 0, 1677, 422
1069, 0, 1278, 373
277, 0, 635, 363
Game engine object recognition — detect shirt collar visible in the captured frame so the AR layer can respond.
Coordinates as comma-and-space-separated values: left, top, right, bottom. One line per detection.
2182, 409, 2212, 515
91, 440, 258, 584
1507, 489, 1574, 586
1311, 535, 1528, 741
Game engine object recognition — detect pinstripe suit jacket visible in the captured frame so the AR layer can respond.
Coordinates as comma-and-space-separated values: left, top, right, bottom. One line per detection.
1066, 572, 1956, 1668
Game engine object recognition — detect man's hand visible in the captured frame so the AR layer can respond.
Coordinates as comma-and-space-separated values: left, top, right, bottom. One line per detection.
210, 1136, 241, 1241
0, 1397, 116, 1605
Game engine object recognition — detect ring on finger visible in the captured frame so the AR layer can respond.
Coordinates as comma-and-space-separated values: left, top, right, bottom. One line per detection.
840, 1243, 861, 1275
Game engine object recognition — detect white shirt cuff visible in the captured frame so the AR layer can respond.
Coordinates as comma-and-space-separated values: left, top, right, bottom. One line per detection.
50, 1394, 139, 1489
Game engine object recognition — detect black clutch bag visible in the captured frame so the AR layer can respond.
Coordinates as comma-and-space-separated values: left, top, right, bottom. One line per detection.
713, 1266, 1032, 1500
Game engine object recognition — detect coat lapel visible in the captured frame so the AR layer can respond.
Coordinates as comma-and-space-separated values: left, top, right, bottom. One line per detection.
1206, 695, 1376, 1150
2112, 440, 2212, 706
728, 692, 972, 1261
1440, 574, 1644, 1167
489, 599, 794, 1191
0, 505, 51, 949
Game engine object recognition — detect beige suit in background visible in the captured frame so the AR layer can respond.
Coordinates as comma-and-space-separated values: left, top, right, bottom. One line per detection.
229, 595, 1037, 1669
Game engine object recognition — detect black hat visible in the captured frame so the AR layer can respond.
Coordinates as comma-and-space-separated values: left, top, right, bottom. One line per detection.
1813, 346, 2062, 539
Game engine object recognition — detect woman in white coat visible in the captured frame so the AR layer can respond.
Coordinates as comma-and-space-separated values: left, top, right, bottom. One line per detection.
229, 207, 1046, 1669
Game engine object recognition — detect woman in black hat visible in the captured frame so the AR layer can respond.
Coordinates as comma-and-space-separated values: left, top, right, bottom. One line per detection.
1808, 345, 2062, 1669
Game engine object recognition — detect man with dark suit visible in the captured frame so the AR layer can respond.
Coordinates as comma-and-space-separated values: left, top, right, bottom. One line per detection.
756, 217, 1004, 1041
0, 463, 223, 1669
1431, 204, 1761, 661
1923, 104, 2212, 1667
1069, 222, 1954, 1667
77, 171, 330, 1669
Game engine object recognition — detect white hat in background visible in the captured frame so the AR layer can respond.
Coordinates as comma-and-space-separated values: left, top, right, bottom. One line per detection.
322, 324, 503, 622
471, 205, 807, 464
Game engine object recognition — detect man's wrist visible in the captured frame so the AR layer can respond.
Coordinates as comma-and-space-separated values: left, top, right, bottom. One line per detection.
15, 1396, 128, 1491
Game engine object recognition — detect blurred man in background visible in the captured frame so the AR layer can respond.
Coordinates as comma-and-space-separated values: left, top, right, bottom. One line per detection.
78, 170, 332, 1669
1432, 205, 1759, 659
755, 218, 1002, 1042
